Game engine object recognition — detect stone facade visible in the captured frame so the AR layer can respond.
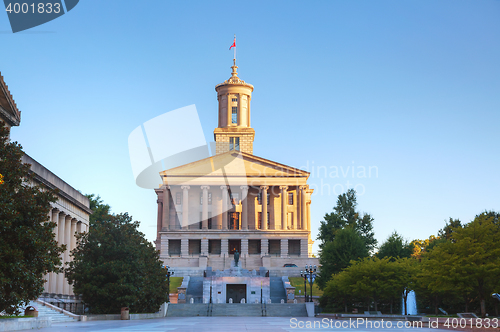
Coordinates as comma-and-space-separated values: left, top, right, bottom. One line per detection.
155, 63, 318, 275
0, 71, 91, 304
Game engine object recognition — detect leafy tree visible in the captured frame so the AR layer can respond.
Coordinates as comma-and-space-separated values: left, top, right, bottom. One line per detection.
85, 194, 111, 226
437, 217, 462, 241
0, 124, 64, 314
317, 226, 369, 289
65, 204, 168, 314
318, 189, 376, 251
376, 231, 412, 260
419, 213, 500, 317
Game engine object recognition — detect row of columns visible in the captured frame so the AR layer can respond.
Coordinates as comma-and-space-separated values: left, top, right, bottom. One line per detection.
45, 208, 87, 296
157, 185, 310, 231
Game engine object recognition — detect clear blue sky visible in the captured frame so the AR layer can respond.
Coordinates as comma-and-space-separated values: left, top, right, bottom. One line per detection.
2, 0, 499, 253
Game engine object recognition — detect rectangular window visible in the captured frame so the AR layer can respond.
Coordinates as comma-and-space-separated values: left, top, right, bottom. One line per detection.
232, 106, 238, 124
258, 192, 262, 205
232, 98, 238, 102
176, 192, 182, 205
258, 212, 262, 229
208, 212, 212, 229
288, 192, 294, 205
229, 137, 240, 151
200, 192, 212, 205
230, 192, 239, 205
267, 193, 270, 205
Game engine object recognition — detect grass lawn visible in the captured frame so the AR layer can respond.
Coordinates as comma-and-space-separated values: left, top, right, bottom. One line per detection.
289, 277, 323, 297
169, 277, 183, 293
0, 316, 30, 319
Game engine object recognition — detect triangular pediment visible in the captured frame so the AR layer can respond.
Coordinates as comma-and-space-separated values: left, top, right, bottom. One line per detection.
160, 151, 309, 186
0, 73, 21, 127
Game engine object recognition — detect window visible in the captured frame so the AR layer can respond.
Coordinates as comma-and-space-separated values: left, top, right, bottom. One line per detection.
257, 212, 270, 229
229, 137, 240, 151
288, 192, 294, 205
199, 192, 212, 205
230, 192, 239, 205
232, 106, 238, 124
257, 192, 269, 205
176, 192, 182, 205
232, 97, 238, 102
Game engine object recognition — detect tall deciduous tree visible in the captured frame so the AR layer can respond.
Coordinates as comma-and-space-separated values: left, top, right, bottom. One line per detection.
419, 213, 500, 317
318, 189, 376, 251
376, 231, 412, 260
0, 124, 64, 314
65, 203, 168, 314
317, 226, 369, 289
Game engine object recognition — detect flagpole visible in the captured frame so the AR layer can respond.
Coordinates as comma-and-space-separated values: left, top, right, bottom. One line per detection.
234, 34, 236, 62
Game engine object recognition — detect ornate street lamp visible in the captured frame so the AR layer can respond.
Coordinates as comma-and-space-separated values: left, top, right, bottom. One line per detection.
305, 265, 317, 302
165, 265, 174, 303
300, 270, 308, 303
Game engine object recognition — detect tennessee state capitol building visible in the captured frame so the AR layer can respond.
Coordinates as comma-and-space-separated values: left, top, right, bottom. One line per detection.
155, 61, 318, 276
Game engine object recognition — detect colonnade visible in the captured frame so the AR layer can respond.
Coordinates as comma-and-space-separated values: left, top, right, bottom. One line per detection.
44, 207, 88, 297
156, 184, 311, 232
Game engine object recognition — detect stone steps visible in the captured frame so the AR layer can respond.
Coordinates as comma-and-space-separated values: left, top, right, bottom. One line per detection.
270, 277, 286, 303
27, 301, 78, 322
211, 303, 263, 317
166, 303, 307, 317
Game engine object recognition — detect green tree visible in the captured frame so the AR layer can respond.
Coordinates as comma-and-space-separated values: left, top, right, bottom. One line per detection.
85, 194, 111, 226
65, 209, 168, 314
437, 217, 462, 241
317, 226, 369, 289
0, 124, 64, 314
419, 213, 500, 317
376, 231, 412, 260
318, 189, 376, 252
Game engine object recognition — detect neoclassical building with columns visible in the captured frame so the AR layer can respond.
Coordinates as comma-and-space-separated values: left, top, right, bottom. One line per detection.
155, 62, 318, 276
1, 72, 91, 309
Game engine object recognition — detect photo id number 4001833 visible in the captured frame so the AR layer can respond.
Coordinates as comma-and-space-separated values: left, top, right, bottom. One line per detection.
6, 2, 61, 14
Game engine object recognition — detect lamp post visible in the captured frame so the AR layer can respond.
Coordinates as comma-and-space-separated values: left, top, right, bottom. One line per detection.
305, 265, 317, 302
165, 265, 174, 303
300, 271, 308, 303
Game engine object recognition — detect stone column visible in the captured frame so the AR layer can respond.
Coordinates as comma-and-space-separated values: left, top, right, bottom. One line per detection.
64, 215, 71, 295
163, 186, 171, 230
201, 238, 209, 256
156, 196, 162, 238
293, 189, 298, 230
281, 239, 289, 258
201, 186, 210, 230
181, 238, 188, 257
241, 238, 248, 257
181, 186, 190, 229
261, 239, 268, 256
280, 186, 288, 230
49, 209, 59, 294
227, 93, 232, 125
69, 219, 77, 295
56, 212, 65, 295
300, 186, 307, 230
240, 186, 249, 230
221, 186, 228, 230
221, 239, 229, 257
260, 186, 268, 230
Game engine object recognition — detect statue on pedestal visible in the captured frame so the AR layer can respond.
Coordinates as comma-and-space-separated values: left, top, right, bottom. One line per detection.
234, 249, 240, 267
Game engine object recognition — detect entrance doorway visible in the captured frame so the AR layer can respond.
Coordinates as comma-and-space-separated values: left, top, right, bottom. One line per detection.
226, 284, 246, 303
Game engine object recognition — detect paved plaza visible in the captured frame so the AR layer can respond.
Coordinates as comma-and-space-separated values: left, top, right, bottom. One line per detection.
20, 317, 453, 332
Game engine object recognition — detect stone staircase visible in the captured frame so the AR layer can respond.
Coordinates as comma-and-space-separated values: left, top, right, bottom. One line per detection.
211, 303, 263, 317
166, 303, 307, 317
27, 301, 78, 323
269, 277, 286, 303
